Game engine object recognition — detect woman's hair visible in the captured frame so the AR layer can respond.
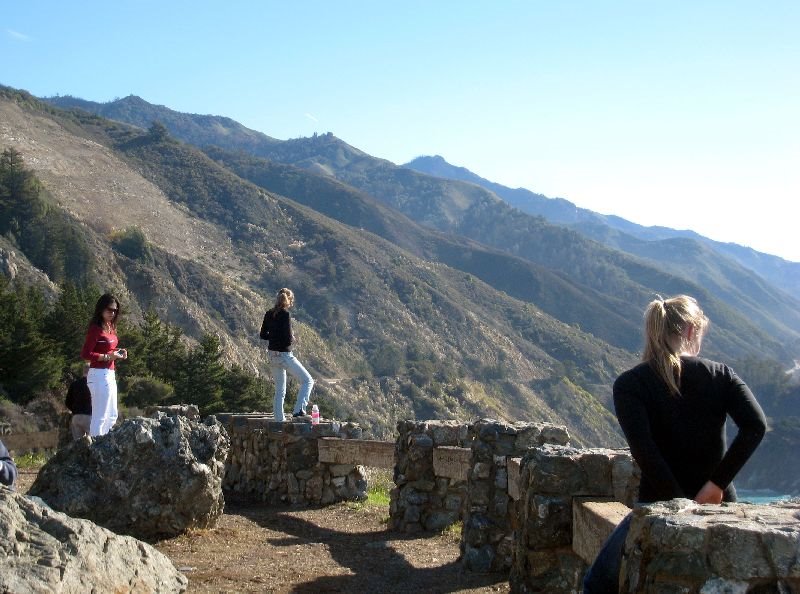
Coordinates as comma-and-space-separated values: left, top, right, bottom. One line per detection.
89, 293, 121, 329
273, 288, 294, 312
642, 294, 709, 396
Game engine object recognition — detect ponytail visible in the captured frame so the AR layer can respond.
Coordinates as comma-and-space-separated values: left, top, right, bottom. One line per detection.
272, 288, 294, 315
642, 295, 708, 396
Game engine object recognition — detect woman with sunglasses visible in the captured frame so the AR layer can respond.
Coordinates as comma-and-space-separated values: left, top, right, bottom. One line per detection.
80, 293, 127, 436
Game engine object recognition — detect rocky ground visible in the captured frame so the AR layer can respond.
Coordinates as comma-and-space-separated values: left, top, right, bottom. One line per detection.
16, 467, 510, 593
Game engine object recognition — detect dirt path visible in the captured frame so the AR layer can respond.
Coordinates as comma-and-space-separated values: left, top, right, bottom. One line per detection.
17, 468, 510, 593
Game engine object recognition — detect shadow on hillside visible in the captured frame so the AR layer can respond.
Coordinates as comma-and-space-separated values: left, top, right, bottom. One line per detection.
234, 504, 507, 593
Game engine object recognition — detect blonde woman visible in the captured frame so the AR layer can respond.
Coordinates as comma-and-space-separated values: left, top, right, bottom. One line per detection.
260, 288, 315, 421
583, 295, 766, 593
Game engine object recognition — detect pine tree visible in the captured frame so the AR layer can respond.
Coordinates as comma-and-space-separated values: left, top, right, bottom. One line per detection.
0, 280, 63, 403
42, 281, 97, 364
174, 333, 225, 413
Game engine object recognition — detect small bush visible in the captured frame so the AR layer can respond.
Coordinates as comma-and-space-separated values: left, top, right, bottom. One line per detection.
123, 375, 174, 408
15, 451, 51, 468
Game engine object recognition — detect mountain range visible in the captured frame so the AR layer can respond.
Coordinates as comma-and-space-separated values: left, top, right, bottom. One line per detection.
405, 155, 800, 302
2, 86, 799, 477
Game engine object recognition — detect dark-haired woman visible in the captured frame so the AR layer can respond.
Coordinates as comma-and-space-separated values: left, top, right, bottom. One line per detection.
80, 293, 127, 436
260, 288, 314, 421
583, 295, 767, 593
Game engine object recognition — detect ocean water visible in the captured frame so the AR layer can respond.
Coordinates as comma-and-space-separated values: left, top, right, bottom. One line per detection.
737, 490, 796, 504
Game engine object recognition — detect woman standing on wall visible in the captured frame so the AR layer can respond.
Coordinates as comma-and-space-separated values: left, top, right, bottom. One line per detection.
583, 294, 767, 593
80, 293, 127, 436
260, 288, 314, 421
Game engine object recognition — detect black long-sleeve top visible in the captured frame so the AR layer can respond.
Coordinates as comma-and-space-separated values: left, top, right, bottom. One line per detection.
613, 356, 766, 503
260, 309, 293, 352
0, 439, 17, 488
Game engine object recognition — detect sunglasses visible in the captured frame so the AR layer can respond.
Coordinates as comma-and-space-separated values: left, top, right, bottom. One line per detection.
105, 307, 118, 313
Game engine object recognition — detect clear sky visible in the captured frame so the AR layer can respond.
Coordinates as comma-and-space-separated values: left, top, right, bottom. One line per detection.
3, 1, 799, 262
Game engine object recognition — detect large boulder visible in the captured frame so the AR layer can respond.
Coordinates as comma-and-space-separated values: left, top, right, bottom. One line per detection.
29, 414, 229, 540
0, 487, 187, 593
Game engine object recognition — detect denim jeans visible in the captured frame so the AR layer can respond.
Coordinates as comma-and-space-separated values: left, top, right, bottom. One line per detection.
87, 368, 118, 436
583, 512, 633, 593
268, 350, 314, 421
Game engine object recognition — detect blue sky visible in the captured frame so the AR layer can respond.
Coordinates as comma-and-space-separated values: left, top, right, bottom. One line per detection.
3, 1, 799, 261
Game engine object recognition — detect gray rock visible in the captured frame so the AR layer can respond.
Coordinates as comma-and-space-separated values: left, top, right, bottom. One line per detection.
424, 510, 459, 531
0, 487, 187, 593
463, 543, 494, 572
145, 404, 200, 420
29, 415, 229, 540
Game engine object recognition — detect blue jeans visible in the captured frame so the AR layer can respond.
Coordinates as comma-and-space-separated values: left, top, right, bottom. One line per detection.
268, 350, 314, 421
583, 512, 633, 594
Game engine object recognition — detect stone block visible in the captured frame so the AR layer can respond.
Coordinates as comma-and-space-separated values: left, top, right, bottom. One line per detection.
403, 505, 421, 523
432, 446, 471, 480
329, 464, 353, 477
305, 475, 323, 502
424, 510, 459, 531
463, 544, 494, 572
525, 495, 572, 549
621, 500, 800, 593
470, 480, 492, 506
494, 468, 508, 490
445, 494, 464, 511
473, 462, 491, 480
492, 492, 509, 518
579, 452, 614, 496
540, 424, 570, 446
572, 498, 631, 564
407, 480, 436, 492
465, 513, 493, 546
611, 452, 640, 507
508, 457, 522, 501
429, 422, 464, 446
318, 438, 394, 469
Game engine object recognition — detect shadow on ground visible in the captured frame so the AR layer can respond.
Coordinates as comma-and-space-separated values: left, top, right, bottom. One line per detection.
235, 504, 508, 594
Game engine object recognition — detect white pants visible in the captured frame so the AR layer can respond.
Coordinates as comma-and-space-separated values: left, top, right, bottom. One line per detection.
87, 368, 118, 436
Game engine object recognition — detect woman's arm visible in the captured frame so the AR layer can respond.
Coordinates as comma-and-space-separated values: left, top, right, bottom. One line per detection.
707, 366, 767, 492
614, 372, 685, 500
80, 325, 101, 362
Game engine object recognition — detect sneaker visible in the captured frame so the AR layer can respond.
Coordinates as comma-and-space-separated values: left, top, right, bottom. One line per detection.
292, 411, 308, 418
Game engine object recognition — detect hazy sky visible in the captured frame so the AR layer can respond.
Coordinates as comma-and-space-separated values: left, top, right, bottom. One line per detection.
3, 1, 799, 262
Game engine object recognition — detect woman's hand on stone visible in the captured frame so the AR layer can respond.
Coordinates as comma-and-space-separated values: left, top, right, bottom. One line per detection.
694, 481, 723, 504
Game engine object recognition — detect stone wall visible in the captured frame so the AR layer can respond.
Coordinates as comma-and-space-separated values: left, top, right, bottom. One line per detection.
219, 414, 367, 505
509, 444, 639, 593
620, 498, 800, 593
390, 420, 472, 532
461, 420, 571, 573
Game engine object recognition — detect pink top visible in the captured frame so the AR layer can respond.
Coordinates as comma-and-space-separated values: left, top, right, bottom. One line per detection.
80, 324, 119, 370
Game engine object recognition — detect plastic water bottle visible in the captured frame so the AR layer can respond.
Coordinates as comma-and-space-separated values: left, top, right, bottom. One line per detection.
311, 404, 320, 425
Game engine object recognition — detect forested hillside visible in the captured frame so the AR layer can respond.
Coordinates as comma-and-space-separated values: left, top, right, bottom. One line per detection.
41, 93, 798, 365
2, 87, 630, 444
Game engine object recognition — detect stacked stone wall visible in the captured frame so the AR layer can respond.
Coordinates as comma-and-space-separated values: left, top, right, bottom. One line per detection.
621, 498, 800, 592
219, 414, 366, 505
509, 444, 639, 593
390, 420, 471, 532
461, 420, 571, 573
